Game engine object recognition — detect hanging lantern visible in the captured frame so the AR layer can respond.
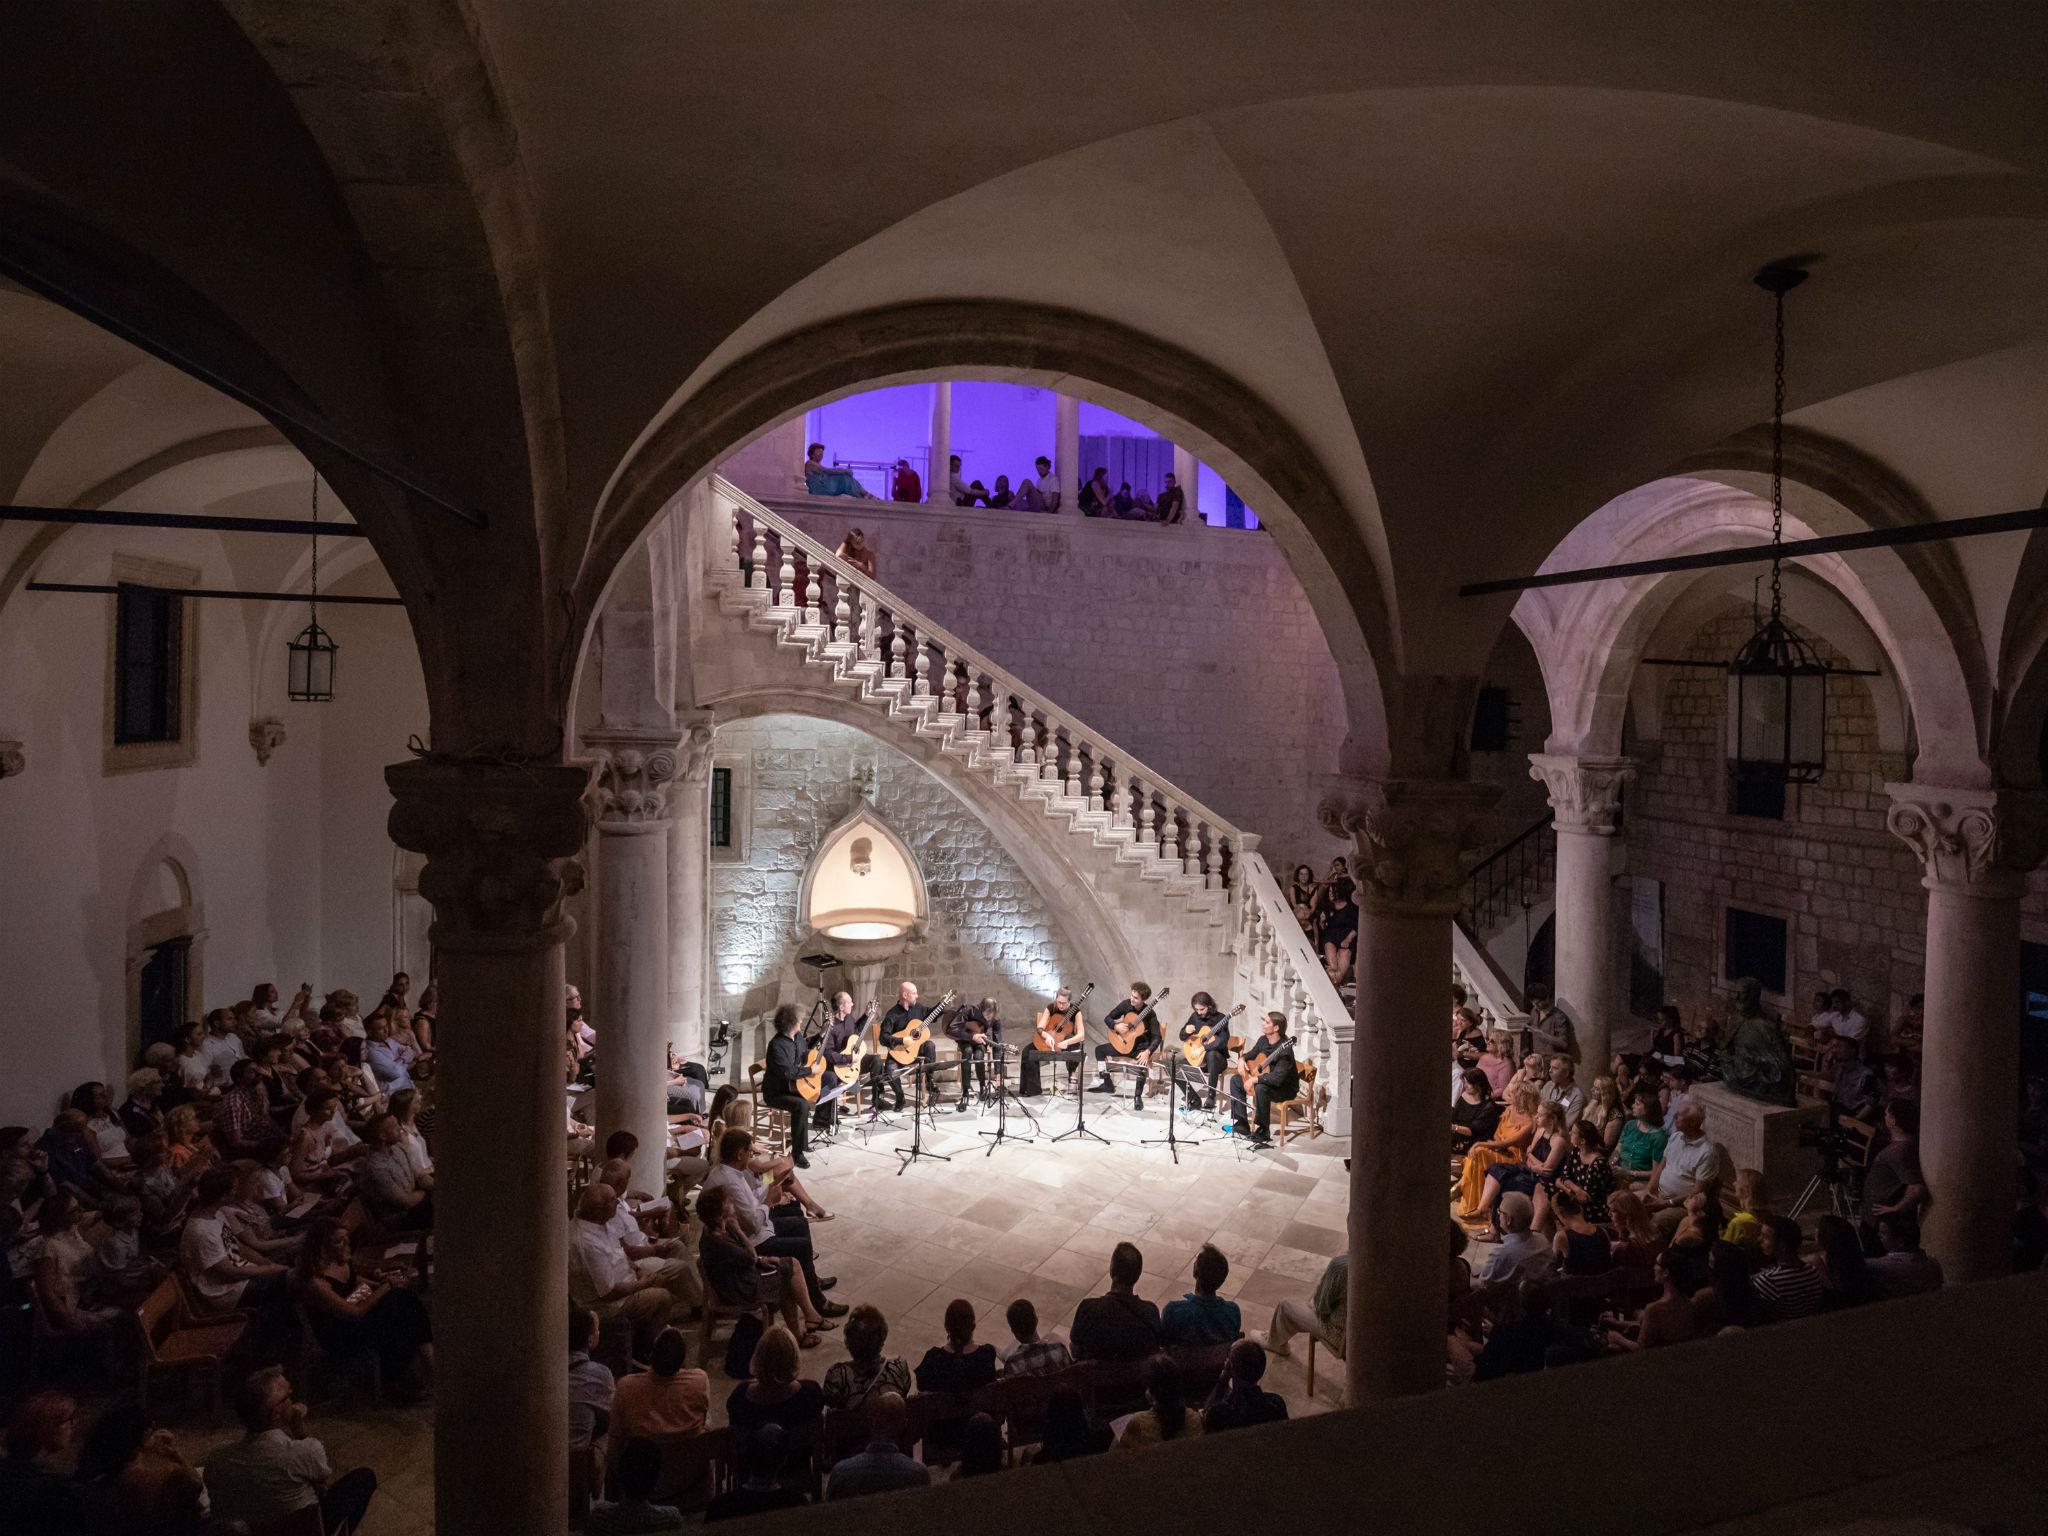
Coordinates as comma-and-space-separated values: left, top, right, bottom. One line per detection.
1726, 263, 1826, 788
286, 472, 338, 702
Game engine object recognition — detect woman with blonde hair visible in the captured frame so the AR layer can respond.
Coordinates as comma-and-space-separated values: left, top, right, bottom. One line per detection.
1607, 1190, 1665, 1270
162, 1105, 208, 1172
1719, 1168, 1772, 1251
1455, 1082, 1540, 1220
723, 1322, 825, 1462
1584, 1074, 1624, 1150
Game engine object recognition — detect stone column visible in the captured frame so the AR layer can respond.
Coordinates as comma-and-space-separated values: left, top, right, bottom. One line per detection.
1055, 392, 1081, 516
1172, 444, 1199, 527
928, 380, 953, 506
1885, 783, 2048, 1284
387, 757, 592, 1536
588, 729, 680, 1196
1528, 754, 1636, 1071
1320, 776, 1494, 1402
668, 718, 716, 1063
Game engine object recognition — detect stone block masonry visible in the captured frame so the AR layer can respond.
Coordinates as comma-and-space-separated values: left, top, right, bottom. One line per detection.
711, 714, 1089, 1035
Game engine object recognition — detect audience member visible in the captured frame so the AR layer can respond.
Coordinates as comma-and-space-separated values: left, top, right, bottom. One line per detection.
1614, 1088, 1669, 1177
1868, 1211, 1944, 1298
181, 1166, 288, 1320
834, 527, 878, 580
953, 1412, 1004, 1478
1258, 1251, 1344, 1363
1451, 1068, 1502, 1153
1071, 1241, 1162, 1362
999, 1298, 1073, 1377
1640, 1104, 1722, 1235
1155, 471, 1186, 523
1202, 1339, 1288, 1432
1811, 1213, 1879, 1310
1030, 1390, 1110, 1463
825, 1390, 928, 1501
1863, 1100, 1928, 1233
1117, 1352, 1201, 1449
704, 1425, 808, 1521
0, 1391, 89, 1535
1549, 1188, 1613, 1276
724, 1325, 825, 1462
803, 442, 872, 498
1472, 1280, 1593, 1379
589, 1438, 684, 1535
1476, 1192, 1555, 1289
296, 1218, 433, 1396
1605, 1244, 1706, 1351
571, 1183, 675, 1359
568, 1306, 615, 1453
696, 1183, 830, 1347
73, 1401, 207, 1534
1749, 1217, 1824, 1322
1541, 1056, 1587, 1125
823, 1303, 913, 1408
1160, 1242, 1242, 1344
614, 1327, 711, 1439
914, 1298, 999, 1392
204, 1366, 377, 1535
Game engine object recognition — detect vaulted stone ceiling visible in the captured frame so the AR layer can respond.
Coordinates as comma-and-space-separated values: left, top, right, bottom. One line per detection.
2, 1, 2044, 761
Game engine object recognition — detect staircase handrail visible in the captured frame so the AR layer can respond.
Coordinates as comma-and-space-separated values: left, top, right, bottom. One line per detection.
1236, 849, 1351, 1022
709, 474, 1251, 856
1453, 917, 1530, 1030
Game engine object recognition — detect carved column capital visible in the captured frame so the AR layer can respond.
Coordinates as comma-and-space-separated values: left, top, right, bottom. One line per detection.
585, 728, 683, 831
1528, 754, 1637, 835
386, 758, 593, 953
248, 718, 287, 767
1317, 775, 1498, 915
1885, 782, 2048, 898
0, 739, 22, 780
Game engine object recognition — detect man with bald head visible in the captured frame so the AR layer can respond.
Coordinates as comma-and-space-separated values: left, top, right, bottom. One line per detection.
595, 1158, 701, 1312
568, 1182, 673, 1358
813, 991, 868, 1132
1641, 1102, 1723, 1236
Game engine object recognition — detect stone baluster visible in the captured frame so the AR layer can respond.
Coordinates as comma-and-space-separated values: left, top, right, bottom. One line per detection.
886, 625, 904, 682
728, 503, 742, 579
1137, 784, 1154, 842
1183, 820, 1202, 880
1196, 823, 1213, 887
775, 537, 795, 608
913, 638, 931, 698
1090, 757, 1109, 814
830, 574, 850, 646
750, 519, 768, 591
1042, 729, 1063, 787
1064, 741, 1085, 800
803, 560, 822, 627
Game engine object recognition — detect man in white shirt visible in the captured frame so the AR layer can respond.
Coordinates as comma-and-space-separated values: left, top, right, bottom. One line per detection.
325, 990, 366, 1040
206, 1366, 377, 1534
1475, 1193, 1554, 1288
181, 1167, 289, 1319
1812, 988, 1869, 1045
568, 1307, 616, 1452
569, 1183, 673, 1357
1540, 1057, 1587, 1127
702, 1128, 845, 1319
1642, 1104, 1723, 1233
200, 1010, 246, 1084
363, 1014, 417, 1095
594, 1158, 700, 1309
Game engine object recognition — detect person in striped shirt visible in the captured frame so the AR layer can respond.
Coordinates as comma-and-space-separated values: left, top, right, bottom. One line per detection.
1748, 1216, 1824, 1322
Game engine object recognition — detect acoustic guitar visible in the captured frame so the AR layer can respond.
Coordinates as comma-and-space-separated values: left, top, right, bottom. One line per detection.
1032, 983, 1094, 1053
886, 991, 955, 1067
794, 1000, 874, 1102
1104, 988, 1171, 1055
1181, 1002, 1248, 1068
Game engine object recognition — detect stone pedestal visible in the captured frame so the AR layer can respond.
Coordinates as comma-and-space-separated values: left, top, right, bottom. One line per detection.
1692, 1080, 1818, 1191
387, 757, 592, 1536
1322, 774, 1495, 1403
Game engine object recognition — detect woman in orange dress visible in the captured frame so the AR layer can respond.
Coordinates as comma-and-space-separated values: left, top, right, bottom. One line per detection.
1456, 1082, 1538, 1217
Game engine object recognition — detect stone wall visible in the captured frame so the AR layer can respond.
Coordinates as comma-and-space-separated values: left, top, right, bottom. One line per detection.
709, 713, 1089, 1039
755, 497, 1350, 874
1622, 605, 1926, 1031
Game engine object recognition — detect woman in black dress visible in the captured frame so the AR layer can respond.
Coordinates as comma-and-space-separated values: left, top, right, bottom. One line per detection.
295, 1219, 432, 1394
1450, 1068, 1502, 1154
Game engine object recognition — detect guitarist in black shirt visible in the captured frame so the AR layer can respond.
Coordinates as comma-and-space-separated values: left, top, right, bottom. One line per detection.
761, 1004, 815, 1167
1177, 991, 1235, 1112
1089, 982, 1161, 1109
873, 981, 935, 1110
945, 996, 1001, 1111
811, 992, 870, 1130
1228, 1011, 1302, 1148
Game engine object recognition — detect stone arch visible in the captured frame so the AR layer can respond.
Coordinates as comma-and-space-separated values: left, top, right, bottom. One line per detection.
702, 687, 1143, 1003
576, 302, 1394, 775
1516, 467, 1985, 785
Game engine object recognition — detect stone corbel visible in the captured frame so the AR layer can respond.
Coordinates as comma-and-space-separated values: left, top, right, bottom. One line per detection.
248, 718, 286, 767
1528, 753, 1637, 835
586, 728, 683, 831
1884, 782, 2048, 898
0, 739, 22, 781
1317, 775, 1499, 915
677, 716, 716, 784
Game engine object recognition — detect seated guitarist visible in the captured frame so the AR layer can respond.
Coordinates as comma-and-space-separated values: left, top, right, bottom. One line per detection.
762, 1004, 815, 1168
1228, 1012, 1301, 1148
1090, 982, 1160, 1109
811, 992, 866, 1130
946, 996, 1000, 1112
872, 981, 935, 1111
1178, 991, 1231, 1112
1021, 987, 1083, 1097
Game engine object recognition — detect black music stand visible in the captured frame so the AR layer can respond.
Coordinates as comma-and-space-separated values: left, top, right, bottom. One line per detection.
1139, 1055, 1207, 1162
1050, 1047, 1108, 1146
895, 1055, 954, 1175
979, 1040, 1040, 1155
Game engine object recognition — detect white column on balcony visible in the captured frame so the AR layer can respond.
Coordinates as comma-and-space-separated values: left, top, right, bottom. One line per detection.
1055, 392, 1081, 516
1172, 444, 1199, 527
1321, 775, 1495, 1403
1528, 754, 1636, 1073
668, 716, 716, 1063
1885, 783, 2048, 1284
928, 380, 953, 506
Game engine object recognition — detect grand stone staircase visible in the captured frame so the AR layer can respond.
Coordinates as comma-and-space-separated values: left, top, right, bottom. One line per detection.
697, 476, 1356, 1132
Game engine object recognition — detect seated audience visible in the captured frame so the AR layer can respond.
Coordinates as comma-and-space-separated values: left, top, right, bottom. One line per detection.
571, 1182, 678, 1359
1868, 1211, 1944, 1298
696, 1184, 830, 1348
1543, 1118, 1616, 1229
594, 1158, 698, 1310
704, 1425, 808, 1521
1258, 1251, 1345, 1363
825, 1390, 928, 1501
204, 1366, 377, 1535
1720, 1167, 1772, 1251
1475, 1033, 1516, 1098
1118, 1352, 1201, 1448
29, 1193, 123, 1351
1640, 1104, 1722, 1234
1541, 1056, 1587, 1126
1455, 1083, 1539, 1219
1465, 1102, 1567, 1239
802, 441, 872, 498
1071, 1241, 1162, 1362
1450, 1068, 1502, 1153
181, 1166, 289, 1320
890, 458, 922, 502
823, 1303, 912, 1408
702, 1128, 841, 1317
1606, 1190, 1666, 1270
1030, 1389, 1111, 1463
724, 1325, 825, 1463
353, 1112, 434, 1230
1160, 1242, 1242, 1344
0, 1391, 90, 1534
1078, 466, 1116, 516
1549, 1188, 1613, 1275
1749, 1217, 1824, 1322
953, 1413, 1004, 1478
117, 1068, 167, 1143
1202, 1339, 1288, 1432
999, 1298, 1073, 1377
1614, 1088, 1669, 1177
914, 1298, 999, 1393
568, 1306, 615, 1453
73, 1401, 208, 1533
613, 1326, 710, 1441
1472, 1280, 1593, 1379
834, 527, 878, 580
1584, 1073, 1625, 1149
1476, 1192, 1555, 1290
1811, 1213, 1879, 1310
1606, 1243, 1707, 1351
295, 1218, 434, 1397
1155, 471, 1186, 523
589, 1438, 684, 1535
986, 473, 1014, 509
69, 1082, 129, 1166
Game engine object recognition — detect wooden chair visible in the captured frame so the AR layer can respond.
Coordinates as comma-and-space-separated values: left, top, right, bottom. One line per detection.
1082, 1356, 1150, 1420
1835, 1114, 1882, 1217
745, 1064, 792, 1156
991, 1362, 1089, 1460
1166, 1340, 1234, 1401
137, 1276, 246, 1411
695, 1256, 764, 1376
1272, 1061, 1321, 1146
915, 1385, 998, 1470
606, 1425, 728, 1512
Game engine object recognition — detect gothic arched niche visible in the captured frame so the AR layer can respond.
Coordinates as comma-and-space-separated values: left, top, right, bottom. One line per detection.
799, 803, 927, 942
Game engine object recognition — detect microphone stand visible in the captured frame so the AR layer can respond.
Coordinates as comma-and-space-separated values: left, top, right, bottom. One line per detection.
894, 1053, 953, 1175
1051, 1041, 1108, 1147
980, 1038, 1039, 1155
1140, 1049, 1205, 1163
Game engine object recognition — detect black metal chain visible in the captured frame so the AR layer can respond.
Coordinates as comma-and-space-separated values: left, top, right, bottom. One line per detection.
309, 473, 320, 628
1770, 281, 1786, 625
